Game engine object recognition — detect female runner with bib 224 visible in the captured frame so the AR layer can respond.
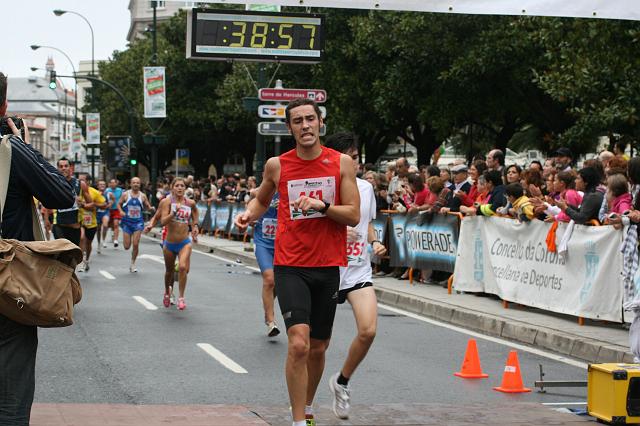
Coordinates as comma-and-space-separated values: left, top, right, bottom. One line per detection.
158, 177, 199, 310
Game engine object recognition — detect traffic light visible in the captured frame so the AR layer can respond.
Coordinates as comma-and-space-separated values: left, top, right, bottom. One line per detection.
49, 71, 57, 89
129, 145, 137, 166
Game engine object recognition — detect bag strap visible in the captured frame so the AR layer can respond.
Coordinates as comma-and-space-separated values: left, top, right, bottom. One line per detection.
0, 135, 12, 226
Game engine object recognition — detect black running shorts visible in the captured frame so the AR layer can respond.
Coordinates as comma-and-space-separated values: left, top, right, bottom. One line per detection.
83, 226, 97, 242
274, 265, 339, 340
337, 281, 373, 304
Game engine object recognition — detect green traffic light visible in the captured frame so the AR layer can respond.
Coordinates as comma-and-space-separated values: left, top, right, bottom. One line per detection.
49, 81, 57, 89
130, 159, 137, 165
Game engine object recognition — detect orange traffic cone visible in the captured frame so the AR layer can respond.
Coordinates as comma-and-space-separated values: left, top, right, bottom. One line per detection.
493, 350, 531, 393
454, 339, 488, 378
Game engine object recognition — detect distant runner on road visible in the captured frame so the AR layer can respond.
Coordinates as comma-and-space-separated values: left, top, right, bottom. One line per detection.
235, 98, 360, 426
252, 192, 281, 338
104, 179, 123, 248
118, 177, 153, 273
158, 177, 199, 310
323, 132, 386, 420
78, 173, 107, 272
96, 179, 114, 254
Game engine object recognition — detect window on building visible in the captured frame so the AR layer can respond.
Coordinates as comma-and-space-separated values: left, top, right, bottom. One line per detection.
149, 1, 165, 9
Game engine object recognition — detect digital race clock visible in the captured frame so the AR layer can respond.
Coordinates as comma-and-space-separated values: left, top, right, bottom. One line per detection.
186, 8, 325, 64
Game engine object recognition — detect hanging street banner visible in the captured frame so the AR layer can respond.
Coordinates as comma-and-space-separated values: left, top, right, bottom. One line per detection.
173, 1, 639, 21
259, 88, 327, 103
143, 67, 167, 118
71, 127, 83, 159
453, 216, 624, 322
85, 113, 100, 145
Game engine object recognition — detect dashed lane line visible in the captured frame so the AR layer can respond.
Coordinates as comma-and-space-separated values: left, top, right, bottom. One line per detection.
138, 253, 165, 264
133, 296, 158, 311
197, 343, 248, 374
99, 270, 116, 280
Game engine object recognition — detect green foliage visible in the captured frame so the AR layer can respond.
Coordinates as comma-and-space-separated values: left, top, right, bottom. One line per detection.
89, 7, 640, 174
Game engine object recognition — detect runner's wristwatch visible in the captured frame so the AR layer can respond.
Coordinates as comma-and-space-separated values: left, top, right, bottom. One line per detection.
319, 201, 330, 214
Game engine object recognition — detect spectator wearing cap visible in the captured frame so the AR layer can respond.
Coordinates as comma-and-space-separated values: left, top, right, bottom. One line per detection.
554, 147, 574, 172
441, 164, 471, 213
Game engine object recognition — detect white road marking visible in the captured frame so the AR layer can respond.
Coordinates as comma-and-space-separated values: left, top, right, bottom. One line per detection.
100, 270, 116, 280
197, 343, 248, 374
139, 253, 165, 264
377, 303, 588, 370
133, 296, 158, 311
144, 234, 587, 369
542, 402, 587, 406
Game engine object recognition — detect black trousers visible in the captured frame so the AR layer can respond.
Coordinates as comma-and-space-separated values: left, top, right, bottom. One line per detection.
0, 314, 37, 426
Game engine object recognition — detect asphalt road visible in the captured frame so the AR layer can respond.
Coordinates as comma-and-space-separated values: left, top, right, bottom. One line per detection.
34, 236, 588, 415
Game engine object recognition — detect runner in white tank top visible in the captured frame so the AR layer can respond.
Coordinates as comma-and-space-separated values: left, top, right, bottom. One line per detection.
324, 133, 386, 421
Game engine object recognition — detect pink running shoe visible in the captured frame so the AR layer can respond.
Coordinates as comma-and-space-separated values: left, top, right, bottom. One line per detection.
163, 294, 170, 308
177, 297, 186, 310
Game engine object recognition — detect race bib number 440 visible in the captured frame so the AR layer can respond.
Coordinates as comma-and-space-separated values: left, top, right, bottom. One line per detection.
287, 176, 336, 220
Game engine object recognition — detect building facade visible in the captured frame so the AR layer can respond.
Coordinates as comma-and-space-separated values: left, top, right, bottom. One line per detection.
6, 58, 76, 163
127, 0, 196, 43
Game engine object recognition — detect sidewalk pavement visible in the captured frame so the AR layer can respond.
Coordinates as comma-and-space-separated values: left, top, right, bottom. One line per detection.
153, 230, 633, 365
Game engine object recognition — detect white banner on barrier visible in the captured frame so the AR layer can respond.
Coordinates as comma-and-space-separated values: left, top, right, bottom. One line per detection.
174, 1, 640, 21
453, 216, 624, 322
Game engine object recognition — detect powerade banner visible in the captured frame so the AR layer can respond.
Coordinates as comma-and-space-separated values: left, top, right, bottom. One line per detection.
215, 202, 232, 233
229, 205, 246, 236
404, 213, 459, 272
454, 216, 624, 322
207, 203, 217, 232
388, 214, 407, 267
196, 202, 208, 227
370, 214, 388, 265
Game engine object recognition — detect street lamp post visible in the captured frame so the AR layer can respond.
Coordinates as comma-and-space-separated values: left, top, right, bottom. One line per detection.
53, 9, 95, 77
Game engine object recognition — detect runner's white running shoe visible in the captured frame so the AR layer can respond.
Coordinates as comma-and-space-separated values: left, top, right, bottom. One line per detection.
129, 264, 138, 273
76, 262, 85, 273
267, 321, 280, 337
329, 372, 350, 419
102, 242, 108, 249
113, 241, 119, 248
84, 261, 90, 272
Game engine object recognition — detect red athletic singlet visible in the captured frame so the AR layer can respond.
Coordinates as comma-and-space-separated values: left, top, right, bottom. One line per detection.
274, 146, 347, 267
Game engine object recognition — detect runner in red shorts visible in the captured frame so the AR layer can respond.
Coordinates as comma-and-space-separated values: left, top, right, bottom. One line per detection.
235, 98, 360, 426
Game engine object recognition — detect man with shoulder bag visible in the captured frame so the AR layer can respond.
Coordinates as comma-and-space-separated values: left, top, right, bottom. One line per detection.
0, 71, 77, 426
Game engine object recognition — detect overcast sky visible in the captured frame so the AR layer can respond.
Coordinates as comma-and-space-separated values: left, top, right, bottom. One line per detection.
3, 0, 130, 87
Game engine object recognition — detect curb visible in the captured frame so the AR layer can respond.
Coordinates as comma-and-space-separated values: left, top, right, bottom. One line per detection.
148, 231, 632, 365
375, 287, 633, 365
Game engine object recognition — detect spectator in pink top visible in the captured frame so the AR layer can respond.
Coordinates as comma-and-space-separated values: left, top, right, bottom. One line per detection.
607, 174, 632, 215
549, 170, 583, 222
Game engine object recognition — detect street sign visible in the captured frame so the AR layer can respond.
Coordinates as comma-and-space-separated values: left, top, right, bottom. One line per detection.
258, 105, 326, 119
258, 88, 327, 103
258, 121, 326, 136
142, 134, 167, 145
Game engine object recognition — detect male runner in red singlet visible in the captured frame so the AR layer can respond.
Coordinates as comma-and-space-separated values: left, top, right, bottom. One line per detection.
235, 98, 360, 426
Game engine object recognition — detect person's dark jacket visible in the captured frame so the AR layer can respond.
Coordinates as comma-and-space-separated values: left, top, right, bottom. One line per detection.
447, 181, 471, 212
478, 184, 507, 216
565, 189, 605, 225
1, 135, 75, 240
